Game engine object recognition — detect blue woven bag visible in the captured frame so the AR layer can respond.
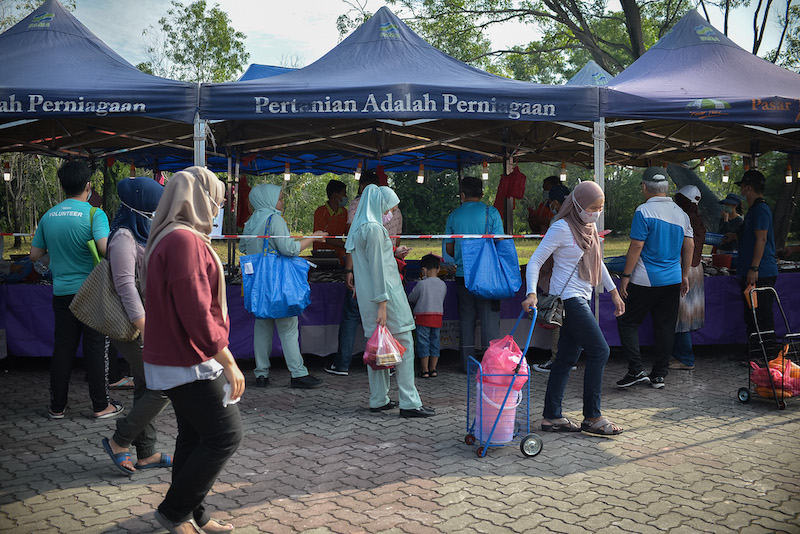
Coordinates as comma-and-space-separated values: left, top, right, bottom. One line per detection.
240, 215, 311, 318
460, 206, 521, 300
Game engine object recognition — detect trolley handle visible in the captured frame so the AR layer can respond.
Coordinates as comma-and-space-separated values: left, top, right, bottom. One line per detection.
511, 309, 537, 374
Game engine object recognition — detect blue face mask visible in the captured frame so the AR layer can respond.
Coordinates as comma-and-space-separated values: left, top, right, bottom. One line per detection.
340, 196, 349, 208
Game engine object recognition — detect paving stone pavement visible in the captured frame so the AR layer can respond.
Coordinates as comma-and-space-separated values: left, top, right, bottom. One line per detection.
1, 349, 799, 533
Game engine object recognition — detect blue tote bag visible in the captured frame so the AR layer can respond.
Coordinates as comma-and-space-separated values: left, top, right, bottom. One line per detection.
240, 215, 311, 319
461, 206, 521, 300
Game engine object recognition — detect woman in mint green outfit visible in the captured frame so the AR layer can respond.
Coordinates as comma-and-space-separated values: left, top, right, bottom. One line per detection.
241, 184, 326, 389
346, 185, 434, 417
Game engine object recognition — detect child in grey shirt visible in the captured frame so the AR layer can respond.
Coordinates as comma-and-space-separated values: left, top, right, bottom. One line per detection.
407, 254, 448, 377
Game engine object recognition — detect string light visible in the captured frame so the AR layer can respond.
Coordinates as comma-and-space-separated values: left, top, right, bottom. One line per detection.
3, 162, 10, 182
284, 162, 291, 181
129, 164, 135, 177
417, 164, 425, 184
786, 164, 793, 184
699, 158, 705, 173
354, 160, 362, 181
560, 162, 567, 182
481, 161, 489, 181
722, 164, 730, 183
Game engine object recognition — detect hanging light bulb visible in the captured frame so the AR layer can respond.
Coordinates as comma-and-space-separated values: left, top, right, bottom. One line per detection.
699, 158, 705, 173
560, 162, 567, 182
354, 160, 362, 181
284, 161, 291, 181
481, 161, 489, 181
722, 165, 730, 183
417, 164, 425, 184
129, 164, 136, 177
786, 164, 793, 184
2, 161, 10, 182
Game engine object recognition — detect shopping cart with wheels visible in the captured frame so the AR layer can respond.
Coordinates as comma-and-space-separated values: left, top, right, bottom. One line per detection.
465, 309, 543, 458
737, 286, 800, 410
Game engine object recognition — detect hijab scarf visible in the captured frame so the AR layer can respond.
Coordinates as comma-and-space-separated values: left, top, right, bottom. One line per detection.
109, 177, 164, 246
345, 184, 393, 252
551, 180, 604, 286
675, 193, 706, 267
143, 166, 227, 318
242, 184, 282, 239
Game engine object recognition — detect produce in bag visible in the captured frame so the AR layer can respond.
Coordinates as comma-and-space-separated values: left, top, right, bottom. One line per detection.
363, 325, 406, 370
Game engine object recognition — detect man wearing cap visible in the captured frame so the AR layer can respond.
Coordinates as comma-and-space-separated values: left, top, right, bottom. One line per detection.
616, 167, 694, 390
736, 170, 778, 358
717, 193, 745, 252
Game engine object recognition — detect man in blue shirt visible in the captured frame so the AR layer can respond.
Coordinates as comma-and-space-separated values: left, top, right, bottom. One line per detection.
616, 167, 694, 390
30, 160, 122, 420
735, 170, 778, 360
444, 176, 504, 372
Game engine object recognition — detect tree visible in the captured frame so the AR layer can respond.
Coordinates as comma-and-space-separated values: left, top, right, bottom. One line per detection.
141, 0, 249, 83
0, 0, 76, 32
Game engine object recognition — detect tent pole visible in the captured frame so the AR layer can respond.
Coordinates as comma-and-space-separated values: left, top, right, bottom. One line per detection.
593, 118, 606, 322
226, 154, 234, 274
193, 112, 206, 167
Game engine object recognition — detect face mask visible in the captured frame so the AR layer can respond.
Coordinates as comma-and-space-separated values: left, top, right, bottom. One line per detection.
550, 206, 558, 215
340, 196, 349, 208
572, 195, 601, 225
86, 190, 92, 202
382, 211, 394, 224
722, 205, 733, 214
121, 200, 154, 220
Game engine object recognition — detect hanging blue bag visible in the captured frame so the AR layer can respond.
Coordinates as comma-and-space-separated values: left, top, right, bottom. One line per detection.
461, 206, 521, 300
240, 215, 311, 318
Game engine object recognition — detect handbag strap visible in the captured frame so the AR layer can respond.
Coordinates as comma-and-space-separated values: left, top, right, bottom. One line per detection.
484, 205, 489, 233
263, 215, 276, 256
554, 252, 584, 298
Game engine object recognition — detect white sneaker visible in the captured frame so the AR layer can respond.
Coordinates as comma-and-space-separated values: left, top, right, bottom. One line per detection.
533, 360, 554, 372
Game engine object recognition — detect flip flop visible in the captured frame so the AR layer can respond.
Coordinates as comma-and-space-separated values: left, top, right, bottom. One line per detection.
581, 417, 623, 436
419, 371, 431, 378
94, 401, 124, 419
101, 437, 135, 476
198, 518, 236, 533
109, 376, 135, 389
541, 418, 581, 432
135, 453, 173, 470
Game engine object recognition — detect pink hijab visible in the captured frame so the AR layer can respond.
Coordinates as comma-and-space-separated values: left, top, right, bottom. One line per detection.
551, 181, 604, 286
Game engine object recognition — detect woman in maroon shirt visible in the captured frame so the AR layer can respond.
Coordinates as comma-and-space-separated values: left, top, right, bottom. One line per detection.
142, 166, 244, 534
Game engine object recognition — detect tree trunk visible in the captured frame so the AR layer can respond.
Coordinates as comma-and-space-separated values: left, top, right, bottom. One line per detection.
619, 0, 646, 59
773, 155, 799, 250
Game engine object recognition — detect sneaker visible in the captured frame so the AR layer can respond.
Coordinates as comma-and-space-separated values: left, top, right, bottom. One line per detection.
255, 376, 268, 387
668, 360, 695, 370
649, 375, 665, 389
290, 375, 323, 389
324, 364, 348, 376
46, 406, 66, 420
534, 360, 578, 373
616, 371, 651, 388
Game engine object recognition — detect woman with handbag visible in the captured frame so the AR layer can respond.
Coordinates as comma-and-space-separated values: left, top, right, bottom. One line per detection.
240, 184, 326, 389
142, 167, 244, 534
521, 181, 626, 436
346, 184, 434, 418
101, 177, 173, 476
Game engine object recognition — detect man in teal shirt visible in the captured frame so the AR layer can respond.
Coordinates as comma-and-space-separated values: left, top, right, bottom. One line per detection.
445, 176, 505, 372
30, 160, 121, 420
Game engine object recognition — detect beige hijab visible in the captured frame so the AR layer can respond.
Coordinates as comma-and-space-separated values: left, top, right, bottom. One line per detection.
142, 166, 227, 318
551, 180, 604, 286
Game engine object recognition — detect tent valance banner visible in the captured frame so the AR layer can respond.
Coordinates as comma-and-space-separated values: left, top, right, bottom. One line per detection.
604, 10, 800, 126
0, 0, 197, 124
200, 7, 599, 122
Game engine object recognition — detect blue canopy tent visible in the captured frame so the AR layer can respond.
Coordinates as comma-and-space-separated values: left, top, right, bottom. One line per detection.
0, 0, 198, 159
600, 10, 800, 166
238, 64, 296, 81
566, 60, 614, 86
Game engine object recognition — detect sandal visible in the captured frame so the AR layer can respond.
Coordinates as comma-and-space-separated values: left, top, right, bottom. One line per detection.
541, 418, 581, 432
101, 438, 135, 476
419, 371, 431, 378
135, 453, 173, 470
429, 369, 438, 377
109, 376, 135, 389
581, 417, 623, 436
198, 518, 235, 533
94, 401, 124, 419
154, 510, 202, 533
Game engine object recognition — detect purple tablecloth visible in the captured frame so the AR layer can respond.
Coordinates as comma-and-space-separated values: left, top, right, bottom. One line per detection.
2, 274, 798, 358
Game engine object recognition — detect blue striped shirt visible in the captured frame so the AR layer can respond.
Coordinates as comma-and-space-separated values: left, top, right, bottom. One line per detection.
630, 197, 692, 287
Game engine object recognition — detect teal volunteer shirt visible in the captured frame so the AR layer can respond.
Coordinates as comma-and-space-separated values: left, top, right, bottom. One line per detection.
31, 199, 110, 296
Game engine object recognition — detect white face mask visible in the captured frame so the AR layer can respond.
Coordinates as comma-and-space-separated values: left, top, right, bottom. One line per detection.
121, 200, 154, 220
382, 211, 394, 224
572, 195, 601, 225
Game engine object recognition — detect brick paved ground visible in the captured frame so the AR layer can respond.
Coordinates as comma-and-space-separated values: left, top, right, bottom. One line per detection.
1, 348, 799, 533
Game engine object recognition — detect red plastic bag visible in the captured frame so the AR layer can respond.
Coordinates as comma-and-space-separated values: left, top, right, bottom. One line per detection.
363, 325, 406, 370
480, 335, 529, 391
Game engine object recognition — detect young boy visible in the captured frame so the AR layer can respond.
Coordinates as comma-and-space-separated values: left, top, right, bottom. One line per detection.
407, 254, 448, 377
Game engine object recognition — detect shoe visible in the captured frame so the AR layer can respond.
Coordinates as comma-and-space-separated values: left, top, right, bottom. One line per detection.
47, 406, 66, 420
649, 375, 665, 389
668, 360, 695, 370
370, 401, 398, 412
429, 369, 438, 377
290, 375, 322, 389
533, 360, 554, 372
256, 376, 268, 388
400, 406, 436, 418
324, 364, 348, 376
616, 371, 651, 388
135, 453, 173, 470
389, 368, 396, 377
94, 401, 124, 419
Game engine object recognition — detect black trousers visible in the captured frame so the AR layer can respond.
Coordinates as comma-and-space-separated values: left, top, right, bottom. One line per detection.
50, 294, 109, 413
616, 283, 681, 378
159, 375, 242, 527
741, 276, 777, 359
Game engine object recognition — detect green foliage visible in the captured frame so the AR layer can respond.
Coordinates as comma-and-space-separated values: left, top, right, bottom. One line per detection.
143, 0, 249, 83
393, 169, 461, 233
0, 0, 76, 32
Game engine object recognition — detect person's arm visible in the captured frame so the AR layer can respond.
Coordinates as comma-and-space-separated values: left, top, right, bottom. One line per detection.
746, 229, 768, 285
108, 231, 145, 325
521, 223, 564, 312
407, 282, 421, 305
619, 239, 645, 299
298, 231, 327, 251
680, 236, 693, 297
213, 346, 244, 401
92, 210, 110, 256
344, 253, 354, 291
30, 246, 46, 262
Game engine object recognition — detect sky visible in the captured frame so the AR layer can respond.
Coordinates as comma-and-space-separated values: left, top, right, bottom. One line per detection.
71, 0, 785, 72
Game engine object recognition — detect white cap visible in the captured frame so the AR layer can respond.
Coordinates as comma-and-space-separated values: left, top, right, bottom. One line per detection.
676, 185, 701, 204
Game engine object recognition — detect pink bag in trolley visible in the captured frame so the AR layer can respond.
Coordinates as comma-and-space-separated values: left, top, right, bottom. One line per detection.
480, 335, 530, 391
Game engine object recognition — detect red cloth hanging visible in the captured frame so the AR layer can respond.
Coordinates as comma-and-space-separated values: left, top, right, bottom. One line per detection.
377, 165, 389, 186
236, 175, 252, 231
493, 166, 527, 219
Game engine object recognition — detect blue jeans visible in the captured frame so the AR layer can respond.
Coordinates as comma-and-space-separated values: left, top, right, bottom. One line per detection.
672, 331, 694, 366
332, 290, 361, 370
415, 325, 440, 358
543, 297, 610, 420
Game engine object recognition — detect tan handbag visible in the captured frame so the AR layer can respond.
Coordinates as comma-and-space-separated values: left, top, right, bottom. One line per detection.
69, 259, 140, 342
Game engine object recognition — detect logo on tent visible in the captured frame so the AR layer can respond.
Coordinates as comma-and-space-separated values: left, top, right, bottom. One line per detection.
591, 72, 608, 86
686, 98, 730, 110
28, 12, 54, 29
379, 23, 399, 38
694, 25, 720, 42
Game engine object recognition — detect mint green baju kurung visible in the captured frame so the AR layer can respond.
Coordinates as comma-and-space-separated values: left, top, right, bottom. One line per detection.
347, 185, 422, 410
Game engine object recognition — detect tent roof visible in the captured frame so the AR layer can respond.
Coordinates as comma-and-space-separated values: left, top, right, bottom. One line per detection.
566, 60, 614, 86
200, 6, 598, 123
0, 0, 197, 158
604, 10, 800, 126
238, 64, 296, 82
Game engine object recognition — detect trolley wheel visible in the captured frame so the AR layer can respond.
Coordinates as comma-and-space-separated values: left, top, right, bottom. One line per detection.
737, 388, 751, 403
476, 446, 485, 457
464, 434, 476, 445
520, 434, 543, 457
779, 400, 787, 410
